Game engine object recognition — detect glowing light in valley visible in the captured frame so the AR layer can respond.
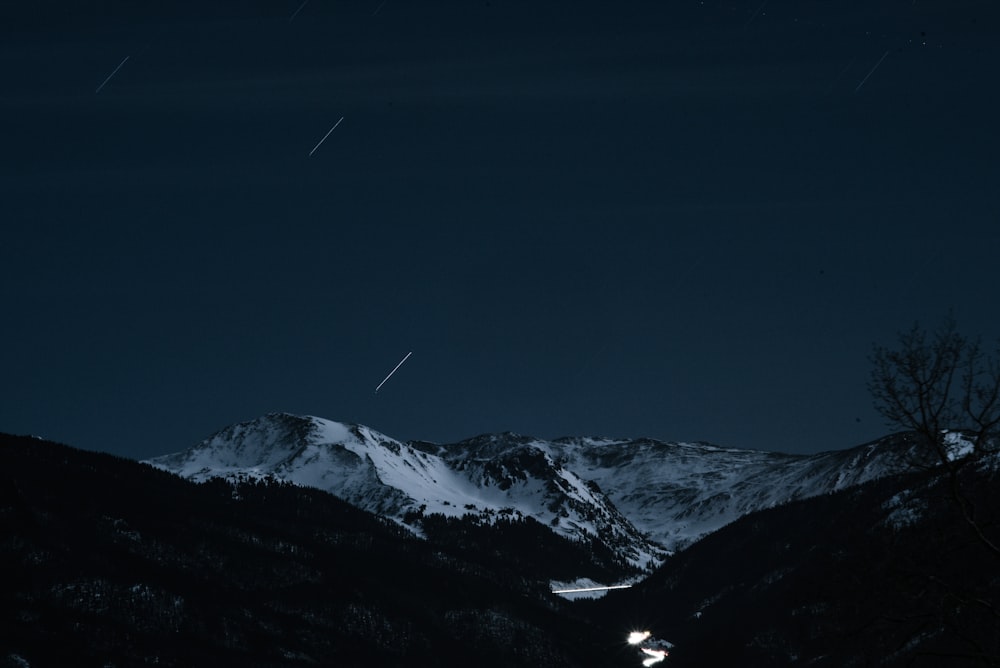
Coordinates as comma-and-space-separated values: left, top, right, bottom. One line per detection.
551, 584, 632, 594
641, 648, 668, 666
627, 631, 671, 666
627, 631, 651, 645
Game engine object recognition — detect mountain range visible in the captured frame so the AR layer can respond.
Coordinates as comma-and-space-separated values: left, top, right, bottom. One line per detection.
3, 417, 998, 666
146, 412, 932, 576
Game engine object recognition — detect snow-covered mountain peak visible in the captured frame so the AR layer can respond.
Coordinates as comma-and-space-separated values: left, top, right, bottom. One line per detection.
147, 413, 391, 479
146, 414, 667, 570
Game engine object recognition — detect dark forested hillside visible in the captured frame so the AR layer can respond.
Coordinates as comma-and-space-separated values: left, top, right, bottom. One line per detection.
588, 455, 1000, 667
0, 433, 620, 667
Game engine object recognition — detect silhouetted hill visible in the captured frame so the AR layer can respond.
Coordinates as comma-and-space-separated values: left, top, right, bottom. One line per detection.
0, 433, 616, 667
588, 455, 1000, 666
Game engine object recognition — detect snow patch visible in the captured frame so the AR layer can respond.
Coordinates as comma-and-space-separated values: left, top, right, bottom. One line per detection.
943, 430, 975, 461
881, 490, 925, 530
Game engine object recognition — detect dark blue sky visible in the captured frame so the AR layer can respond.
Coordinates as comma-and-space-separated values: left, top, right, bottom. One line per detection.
2, 0, 998, 459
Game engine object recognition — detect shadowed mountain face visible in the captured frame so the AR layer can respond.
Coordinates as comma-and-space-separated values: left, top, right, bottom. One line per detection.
148, 413, 932, 573
0, 433, 619, 668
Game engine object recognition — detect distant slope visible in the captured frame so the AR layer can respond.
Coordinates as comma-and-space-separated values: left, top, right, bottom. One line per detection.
0, 433, 619, 668
539, 431, 927, 551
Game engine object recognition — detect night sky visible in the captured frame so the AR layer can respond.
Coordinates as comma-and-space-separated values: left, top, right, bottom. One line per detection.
3, 0, 998, 460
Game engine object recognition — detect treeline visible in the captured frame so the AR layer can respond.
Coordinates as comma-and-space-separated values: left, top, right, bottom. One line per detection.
419, 511, 640, 586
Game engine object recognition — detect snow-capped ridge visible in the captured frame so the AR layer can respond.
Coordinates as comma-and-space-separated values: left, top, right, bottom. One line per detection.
146, 414, 923, 571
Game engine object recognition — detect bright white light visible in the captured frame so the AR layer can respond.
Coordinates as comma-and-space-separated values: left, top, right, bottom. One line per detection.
641, 647, 668, 666
627, 631, 651, 645
552, 584, 632, 594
